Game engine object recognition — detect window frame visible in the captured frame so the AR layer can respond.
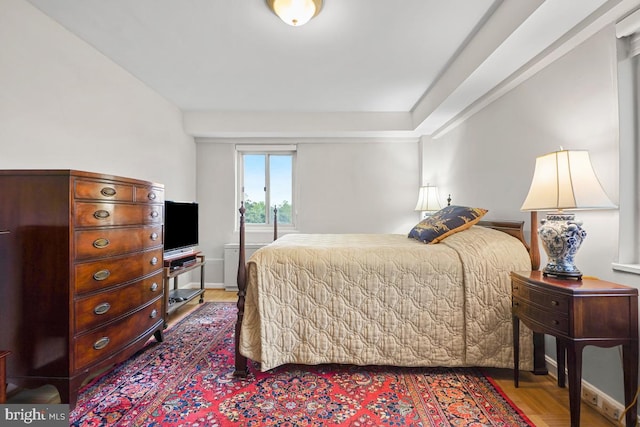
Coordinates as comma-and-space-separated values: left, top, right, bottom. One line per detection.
613, 15, 640, 274
236, 144, 297, 229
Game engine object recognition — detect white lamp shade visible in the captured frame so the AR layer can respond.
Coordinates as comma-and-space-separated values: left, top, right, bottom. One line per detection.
270, 0, 319, 26
521, 150, 616, 211
415, 185, 442, 212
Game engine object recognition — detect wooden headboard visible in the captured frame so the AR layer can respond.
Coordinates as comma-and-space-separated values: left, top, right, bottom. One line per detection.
478, 211, 540, 271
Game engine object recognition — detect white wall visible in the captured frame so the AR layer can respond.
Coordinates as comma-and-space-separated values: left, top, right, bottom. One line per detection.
195, 142, 237, 283
296, 142, 419, 234
196, 139, 420, 284
0, 0, 196, 199
423, 26, 634, 403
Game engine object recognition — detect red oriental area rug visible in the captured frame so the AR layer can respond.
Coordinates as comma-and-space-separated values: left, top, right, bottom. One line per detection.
70, 303, 534, 426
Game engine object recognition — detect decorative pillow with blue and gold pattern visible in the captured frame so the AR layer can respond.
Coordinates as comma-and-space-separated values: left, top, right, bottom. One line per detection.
408, 205, 488, 244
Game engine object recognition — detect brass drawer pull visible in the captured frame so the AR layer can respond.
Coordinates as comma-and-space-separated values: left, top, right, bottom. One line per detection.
150, 282, 158, 292
553, 320, 560, 325
150, 309, 158, 319
94, 302, 111, 315
93, 337, 110, 350
150, 232, 158, 241
148, 192, 157, 201
100, 187, 116, 197
150, 257, 158, 266
93, 269, 111, 281
93, 210, 110, 219
93, 238, 110, 249
551, 300, 559, 306
150, 210, 159, 219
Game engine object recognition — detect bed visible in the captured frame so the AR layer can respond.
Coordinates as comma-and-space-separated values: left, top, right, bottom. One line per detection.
233, 206, 544, 376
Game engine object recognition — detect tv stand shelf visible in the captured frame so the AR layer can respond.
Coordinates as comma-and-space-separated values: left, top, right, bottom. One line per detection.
163, 253, 205, 326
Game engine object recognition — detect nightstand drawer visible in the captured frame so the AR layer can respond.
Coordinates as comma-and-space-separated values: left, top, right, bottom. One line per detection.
513, 296, 569, 336
512, 281, 570, 314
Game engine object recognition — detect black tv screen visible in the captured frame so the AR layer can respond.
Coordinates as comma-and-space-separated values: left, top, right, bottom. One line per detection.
164, 201, 199, 253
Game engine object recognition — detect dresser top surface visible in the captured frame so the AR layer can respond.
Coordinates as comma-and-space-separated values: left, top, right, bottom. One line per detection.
0, 169, 163, 187
512, 271, 638, 296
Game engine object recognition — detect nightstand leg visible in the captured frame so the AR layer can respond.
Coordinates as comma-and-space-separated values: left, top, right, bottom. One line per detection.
566, 342, 584, 427
532, 332, 548, 375
623, 342, 638, 427
556, 338, 566, 388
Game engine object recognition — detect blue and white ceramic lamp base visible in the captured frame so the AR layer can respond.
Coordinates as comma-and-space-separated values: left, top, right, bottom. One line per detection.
538, 212, 586, 280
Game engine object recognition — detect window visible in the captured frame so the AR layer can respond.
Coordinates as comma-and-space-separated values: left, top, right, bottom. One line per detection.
237, 145, 296, 226
613, 13, 640, 274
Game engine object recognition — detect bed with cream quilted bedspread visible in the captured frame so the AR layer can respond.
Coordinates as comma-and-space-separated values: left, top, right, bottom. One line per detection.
239, 225, 533, 371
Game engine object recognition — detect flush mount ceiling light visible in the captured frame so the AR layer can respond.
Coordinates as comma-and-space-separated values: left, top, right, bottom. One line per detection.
266, 0, 323, 27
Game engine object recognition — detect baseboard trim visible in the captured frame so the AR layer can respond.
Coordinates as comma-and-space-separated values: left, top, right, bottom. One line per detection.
180, 282, 225, 290
543, 355, 635, 424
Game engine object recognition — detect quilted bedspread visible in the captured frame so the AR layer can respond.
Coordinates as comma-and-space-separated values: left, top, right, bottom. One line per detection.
239, 226, 533, 371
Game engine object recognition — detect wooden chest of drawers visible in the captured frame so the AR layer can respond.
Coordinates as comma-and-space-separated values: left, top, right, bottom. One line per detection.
0, 170, 165, 408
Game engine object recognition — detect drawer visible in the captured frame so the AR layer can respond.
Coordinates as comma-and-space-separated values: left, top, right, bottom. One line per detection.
74, 273, 163, 333
135, 185, 164, 204
74, 248, 163, 294
74, 202, 162, 227
513, 296, 570, 336
75, 225, 162, 260
512, 281, 570, 315
73, 297, 163, 370
74, 179, 134, 202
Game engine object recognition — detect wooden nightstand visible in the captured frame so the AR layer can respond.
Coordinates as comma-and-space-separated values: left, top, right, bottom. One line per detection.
511, 271, 638, 427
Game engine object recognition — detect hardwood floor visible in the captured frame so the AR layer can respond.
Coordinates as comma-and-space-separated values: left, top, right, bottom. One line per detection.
487, 369, 616, 426
197, 289, 617, 427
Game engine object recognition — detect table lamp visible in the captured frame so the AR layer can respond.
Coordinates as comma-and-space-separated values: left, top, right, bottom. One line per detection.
521, 149, 616, 279
415, 185, 442, 218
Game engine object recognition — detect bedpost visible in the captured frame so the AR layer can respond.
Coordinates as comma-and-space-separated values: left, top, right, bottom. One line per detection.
528, 210, 548, 375
234, 203, 248, 377
530, 211, 540, 271
273, 206, 278, 241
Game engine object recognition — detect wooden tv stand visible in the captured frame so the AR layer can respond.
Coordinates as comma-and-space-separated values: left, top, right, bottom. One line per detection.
163, 252, 206, 326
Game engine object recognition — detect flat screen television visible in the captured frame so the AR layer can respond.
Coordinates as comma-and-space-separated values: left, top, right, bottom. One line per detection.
164, 200, 199, 255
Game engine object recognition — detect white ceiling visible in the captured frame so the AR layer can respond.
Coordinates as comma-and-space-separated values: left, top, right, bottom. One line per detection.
25, 0, 635, 138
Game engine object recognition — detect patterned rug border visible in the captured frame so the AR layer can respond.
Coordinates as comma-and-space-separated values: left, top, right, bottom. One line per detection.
71, 302, 535, 427
484, 374, 534, 425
